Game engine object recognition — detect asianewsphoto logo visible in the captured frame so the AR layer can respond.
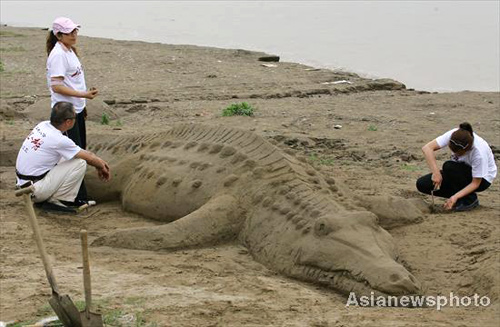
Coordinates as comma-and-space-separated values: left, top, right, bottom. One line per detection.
346, 292, 491, 310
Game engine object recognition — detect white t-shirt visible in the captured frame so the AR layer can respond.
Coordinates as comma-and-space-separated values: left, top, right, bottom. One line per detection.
436, 128, 497, 183
16, 121, 81, 185
46, 42, 87, 112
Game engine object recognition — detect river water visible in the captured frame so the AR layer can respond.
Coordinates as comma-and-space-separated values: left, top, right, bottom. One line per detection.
1, 1, 499, 92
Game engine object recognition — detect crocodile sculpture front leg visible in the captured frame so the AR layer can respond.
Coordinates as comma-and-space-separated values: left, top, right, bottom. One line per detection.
93, 194, 243, 251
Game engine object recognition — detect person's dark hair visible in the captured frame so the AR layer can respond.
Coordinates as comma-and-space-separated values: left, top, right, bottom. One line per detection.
46, 31, 79, 57
449, 122, 474, 153
51, 102, 75, 126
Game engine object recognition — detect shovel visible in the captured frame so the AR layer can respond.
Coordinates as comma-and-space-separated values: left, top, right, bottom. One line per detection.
430, 190, 435, 213
79, 230, 104, 326
15, 185, 82, 327
430, 184, 441, 213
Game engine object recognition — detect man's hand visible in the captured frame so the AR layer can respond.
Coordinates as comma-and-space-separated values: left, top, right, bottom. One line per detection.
97, 162, 110, 182
75, 150, 110, 181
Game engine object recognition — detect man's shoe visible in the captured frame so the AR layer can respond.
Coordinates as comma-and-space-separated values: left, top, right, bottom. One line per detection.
454, 198, 479, 212
38, 200, 77, 213
60, 199, 88, 207
60, 199, 97, 207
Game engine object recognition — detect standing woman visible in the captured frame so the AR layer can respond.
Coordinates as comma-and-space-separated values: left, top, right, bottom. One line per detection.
46, 17, 98, 204
416, 122, 497, 211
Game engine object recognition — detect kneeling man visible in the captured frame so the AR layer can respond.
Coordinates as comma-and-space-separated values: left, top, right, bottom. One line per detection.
15, 101, 110, 212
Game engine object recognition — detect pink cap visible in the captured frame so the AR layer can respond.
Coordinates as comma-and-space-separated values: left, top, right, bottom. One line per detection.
52, 17, 80, 35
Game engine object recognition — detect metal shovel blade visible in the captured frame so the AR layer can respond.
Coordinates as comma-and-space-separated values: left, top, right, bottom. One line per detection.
49, 294, 82, 327
80, 311, 104, 327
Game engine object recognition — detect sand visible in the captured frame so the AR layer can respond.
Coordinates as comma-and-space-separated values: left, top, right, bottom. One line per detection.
0, 26, 499, 326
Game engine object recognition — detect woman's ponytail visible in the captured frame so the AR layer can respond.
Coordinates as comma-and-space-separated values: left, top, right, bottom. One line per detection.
46, 31, 58, 56
459, 122, 473, 136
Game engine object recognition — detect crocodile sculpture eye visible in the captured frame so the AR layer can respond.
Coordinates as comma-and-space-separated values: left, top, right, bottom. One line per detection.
314, 218, 333, 237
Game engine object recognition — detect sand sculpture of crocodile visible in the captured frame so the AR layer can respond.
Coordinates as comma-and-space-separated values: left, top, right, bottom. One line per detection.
88, 124, 421, 297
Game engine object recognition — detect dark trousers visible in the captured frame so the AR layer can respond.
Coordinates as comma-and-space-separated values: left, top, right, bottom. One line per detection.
65, 109, 87, 201
416, 161, 490, 204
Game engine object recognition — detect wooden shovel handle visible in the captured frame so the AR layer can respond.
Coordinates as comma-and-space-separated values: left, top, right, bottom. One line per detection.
21, 193, 60, 294
80, 230, 92, 313
15, 184, 35, 197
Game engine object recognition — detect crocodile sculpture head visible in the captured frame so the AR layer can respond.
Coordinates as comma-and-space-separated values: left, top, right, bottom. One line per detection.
240, 186, 421, 297
88, 124, 422, 297
288, 211, 420, 296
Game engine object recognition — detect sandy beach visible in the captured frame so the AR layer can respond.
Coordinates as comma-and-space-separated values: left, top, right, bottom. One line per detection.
1, 26, 499, 326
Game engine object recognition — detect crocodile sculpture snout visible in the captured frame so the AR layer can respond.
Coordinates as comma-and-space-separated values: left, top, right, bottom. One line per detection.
290, 212, 421, 296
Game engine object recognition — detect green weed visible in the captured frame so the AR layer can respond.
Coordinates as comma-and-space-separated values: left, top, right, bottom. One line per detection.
308, 153, 335, 166
401, 163, 421, 172
367, 125, 378, 131
135, 311, 147, 327
36, 303, 54, 317
101, 112, 110, 125
103, 308, 125, 325
222, 102, 254, 117
9, 304, 158, 327
0, 60, 4, 72
10, 298, 158, 327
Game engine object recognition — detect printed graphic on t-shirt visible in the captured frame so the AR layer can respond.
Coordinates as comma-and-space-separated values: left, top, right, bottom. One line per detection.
70, 66, 83, 78
30, 137, 43, 151
21, 126, 47, 153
